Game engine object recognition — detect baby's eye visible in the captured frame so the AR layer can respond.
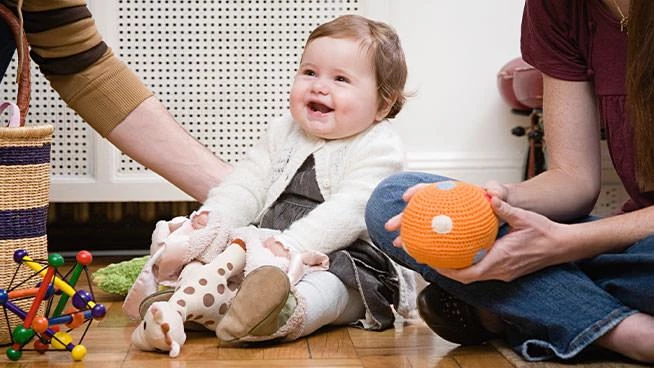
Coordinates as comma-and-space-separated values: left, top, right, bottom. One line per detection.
335, 76, 349, 83
303, 69, 316, 76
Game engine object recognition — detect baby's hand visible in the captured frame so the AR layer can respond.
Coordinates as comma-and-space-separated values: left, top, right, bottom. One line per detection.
263, 237, 290, 258
191, 211, 209, 230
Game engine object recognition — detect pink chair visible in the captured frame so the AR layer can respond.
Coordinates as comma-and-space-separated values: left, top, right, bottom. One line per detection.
497, 57, 545, 179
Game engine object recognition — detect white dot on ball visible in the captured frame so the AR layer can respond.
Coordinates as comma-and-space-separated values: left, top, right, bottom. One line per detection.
435, 181, 457, 190
431, 215, 453, 234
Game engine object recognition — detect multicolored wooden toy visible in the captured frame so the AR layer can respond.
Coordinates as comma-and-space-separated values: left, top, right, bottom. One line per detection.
0, 249, 106, 361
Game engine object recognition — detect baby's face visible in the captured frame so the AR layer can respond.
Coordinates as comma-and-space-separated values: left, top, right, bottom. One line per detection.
289, 36, 383, 140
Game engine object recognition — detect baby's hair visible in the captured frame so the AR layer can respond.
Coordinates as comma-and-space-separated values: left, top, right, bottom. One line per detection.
305, 14, 408, 119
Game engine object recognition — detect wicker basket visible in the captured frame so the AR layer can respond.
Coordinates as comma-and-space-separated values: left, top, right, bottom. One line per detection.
0, 3, 53, 345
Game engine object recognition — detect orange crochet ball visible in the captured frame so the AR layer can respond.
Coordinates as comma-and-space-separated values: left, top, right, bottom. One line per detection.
400, 181, 499, 269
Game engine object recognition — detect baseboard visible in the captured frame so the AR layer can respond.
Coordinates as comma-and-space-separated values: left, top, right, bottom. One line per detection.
50, 152, 528, 202
405, 152, 526, 185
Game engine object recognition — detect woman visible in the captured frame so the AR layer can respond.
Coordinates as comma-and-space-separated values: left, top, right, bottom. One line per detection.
365, 0, 654, 363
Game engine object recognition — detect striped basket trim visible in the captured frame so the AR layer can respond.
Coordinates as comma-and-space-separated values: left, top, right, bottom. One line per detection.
0, 125, 54, 140
0, 163, 50, 210
0, 206, 49, 240
0, 144, 51, 165
0, 236, 48, 262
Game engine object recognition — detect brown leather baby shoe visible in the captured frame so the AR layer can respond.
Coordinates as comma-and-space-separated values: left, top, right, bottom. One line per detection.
216, 266, 290, 342
138, 289, 174, 318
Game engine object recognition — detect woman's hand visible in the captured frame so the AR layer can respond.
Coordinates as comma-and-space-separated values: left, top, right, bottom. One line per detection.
483, 180, 509, 202
436, 196, 568, 283
384, 183, 431, 247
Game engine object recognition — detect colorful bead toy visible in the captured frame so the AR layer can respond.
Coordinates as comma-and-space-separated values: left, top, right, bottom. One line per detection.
0, 249, 105, 361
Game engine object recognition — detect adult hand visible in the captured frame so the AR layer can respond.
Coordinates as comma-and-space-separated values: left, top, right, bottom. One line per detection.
436, 196, 567, 283
384, 183, 431, 247
483, 180, 509, 201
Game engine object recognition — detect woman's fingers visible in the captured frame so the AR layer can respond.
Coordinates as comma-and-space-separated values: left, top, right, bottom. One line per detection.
402, 183, 430, 202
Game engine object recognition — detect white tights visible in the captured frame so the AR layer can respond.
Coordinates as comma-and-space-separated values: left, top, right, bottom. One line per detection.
295, 270, 365, 337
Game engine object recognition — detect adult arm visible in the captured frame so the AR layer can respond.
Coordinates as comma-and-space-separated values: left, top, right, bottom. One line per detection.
439, 75, 654, 282
14, 0, 231, 202
107, 97, 231, 202
499, 74, 602, 220
440, 193, 654, 283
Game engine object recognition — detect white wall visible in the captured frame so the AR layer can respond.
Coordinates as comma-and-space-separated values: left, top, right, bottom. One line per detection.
379, 1, 528, 185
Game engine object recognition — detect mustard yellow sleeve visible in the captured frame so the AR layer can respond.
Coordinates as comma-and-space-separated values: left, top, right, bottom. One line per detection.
5, 0, 153, 136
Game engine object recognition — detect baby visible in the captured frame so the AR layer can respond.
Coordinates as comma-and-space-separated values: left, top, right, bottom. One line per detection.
128, 14, 414, 354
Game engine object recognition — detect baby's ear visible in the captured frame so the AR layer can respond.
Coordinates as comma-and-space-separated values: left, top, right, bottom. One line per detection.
375, 97, 397, 122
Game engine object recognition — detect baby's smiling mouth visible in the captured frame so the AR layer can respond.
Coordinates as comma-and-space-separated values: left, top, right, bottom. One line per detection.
308, 101, 333, 114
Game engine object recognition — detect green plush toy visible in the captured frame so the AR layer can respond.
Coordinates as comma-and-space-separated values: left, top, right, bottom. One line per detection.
92, 256, 149, 296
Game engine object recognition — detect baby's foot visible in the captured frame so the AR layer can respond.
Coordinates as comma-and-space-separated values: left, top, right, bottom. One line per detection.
215, 266, 290, 342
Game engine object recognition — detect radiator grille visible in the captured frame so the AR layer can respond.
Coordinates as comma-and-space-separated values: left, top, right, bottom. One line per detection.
1, 0, 361, 179
115, 0, 360, 172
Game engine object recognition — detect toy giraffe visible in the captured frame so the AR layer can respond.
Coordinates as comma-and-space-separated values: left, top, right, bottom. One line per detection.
131, 243, 245, 357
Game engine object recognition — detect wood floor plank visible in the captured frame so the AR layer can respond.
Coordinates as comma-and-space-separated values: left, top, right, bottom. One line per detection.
308, 326, 358, 359
347, 321, 461, 358
260, 339, 311, 360
121, 358, 364, 368
359, 355, 414, 368
408, 355, 463, 368
454, 352, 515, 368
0, 256, 516, 368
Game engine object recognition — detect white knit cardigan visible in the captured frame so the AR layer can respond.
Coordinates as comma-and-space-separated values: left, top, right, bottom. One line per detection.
200, 113, 417, 318
200, 113, 405, 255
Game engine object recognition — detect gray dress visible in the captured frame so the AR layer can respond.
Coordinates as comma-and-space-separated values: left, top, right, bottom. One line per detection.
259, 155, 401, 330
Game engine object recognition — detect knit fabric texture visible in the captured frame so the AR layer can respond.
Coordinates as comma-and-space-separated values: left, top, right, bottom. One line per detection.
400, 181, 498, 269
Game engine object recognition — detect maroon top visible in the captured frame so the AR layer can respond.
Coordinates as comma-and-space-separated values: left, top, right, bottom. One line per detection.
521, 0, 654, 211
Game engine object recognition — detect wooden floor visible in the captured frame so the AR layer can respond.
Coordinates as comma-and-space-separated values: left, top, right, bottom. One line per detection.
1, 256, 515, 368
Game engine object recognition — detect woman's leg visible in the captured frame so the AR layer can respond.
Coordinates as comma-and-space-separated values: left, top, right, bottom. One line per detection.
365, 172, 641, 362
581, 236, 654, 362
365, 171, 453, 279
596, 313, 654, 363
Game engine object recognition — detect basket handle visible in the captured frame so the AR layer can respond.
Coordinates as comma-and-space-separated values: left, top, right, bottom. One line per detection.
0, 3, 30, 126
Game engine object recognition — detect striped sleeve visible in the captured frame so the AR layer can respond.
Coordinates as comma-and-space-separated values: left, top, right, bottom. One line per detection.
3, 0, 153, 136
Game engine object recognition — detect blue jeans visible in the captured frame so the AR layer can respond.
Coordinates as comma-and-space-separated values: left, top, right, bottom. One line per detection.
365, 172, 654, 361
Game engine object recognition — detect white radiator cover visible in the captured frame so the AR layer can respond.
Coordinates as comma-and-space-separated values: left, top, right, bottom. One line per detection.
2, 0, 375, 201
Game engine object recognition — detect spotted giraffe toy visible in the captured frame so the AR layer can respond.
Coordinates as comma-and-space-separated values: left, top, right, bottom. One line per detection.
131, 243, 245, 357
